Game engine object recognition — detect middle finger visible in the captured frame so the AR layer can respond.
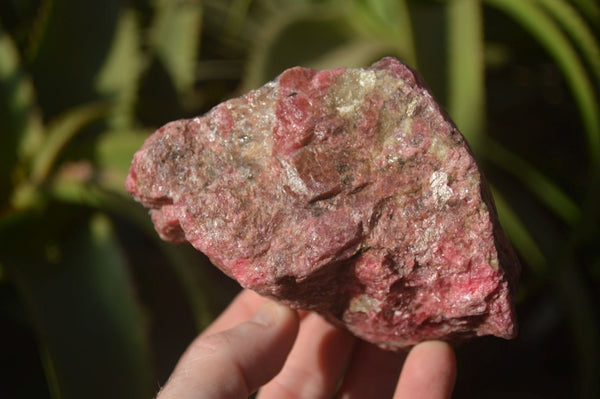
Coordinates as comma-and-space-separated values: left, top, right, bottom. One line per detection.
258, 312, 357, 399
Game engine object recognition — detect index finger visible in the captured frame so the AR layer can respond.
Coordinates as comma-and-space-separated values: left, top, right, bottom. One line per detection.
201, 289, 268, 337
158, 300, 300, 398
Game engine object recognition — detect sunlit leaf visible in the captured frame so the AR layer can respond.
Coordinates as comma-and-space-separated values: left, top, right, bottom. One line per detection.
95, 9, 144, 129
1, 212, 154, 399
95, 129, 149, 194
346, 0, 417, 67
447, 0, 486, 154
243, 4, 349, 89
150, 0, 203, 94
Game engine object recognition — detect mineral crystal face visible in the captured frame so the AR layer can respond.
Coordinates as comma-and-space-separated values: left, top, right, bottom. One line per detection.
126, 57, 519, 350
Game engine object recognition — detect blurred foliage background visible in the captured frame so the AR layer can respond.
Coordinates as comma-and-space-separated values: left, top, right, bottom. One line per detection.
1, 0, 599, 397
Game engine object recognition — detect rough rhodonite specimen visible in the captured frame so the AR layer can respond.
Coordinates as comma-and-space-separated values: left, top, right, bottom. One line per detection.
126, 57, 519, 350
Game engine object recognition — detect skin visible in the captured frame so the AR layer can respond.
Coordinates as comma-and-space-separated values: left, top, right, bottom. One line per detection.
157, 289, 456, 399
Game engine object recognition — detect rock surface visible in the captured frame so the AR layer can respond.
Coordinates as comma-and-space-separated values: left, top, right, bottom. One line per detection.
126, 57, 519, 350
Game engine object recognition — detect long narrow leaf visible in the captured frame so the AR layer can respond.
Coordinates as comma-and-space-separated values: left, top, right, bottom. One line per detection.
0, 28, 43, 203
537, 0, 600, 86
486, 0, 600, 168
570, 0, 600, 25
346, 0, 417, 67
394, 0, 418, 67
484, 138, 582, 224
95, 129, 150, 194
150, 0, 203, 94
30, 103, 109, 183
46, 180, 216, 331
95, 9, 144, 129
447, 0, 486, 154
243, 4, 349, 90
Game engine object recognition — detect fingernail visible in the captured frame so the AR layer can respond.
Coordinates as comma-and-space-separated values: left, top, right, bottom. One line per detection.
252, 301, 282, 327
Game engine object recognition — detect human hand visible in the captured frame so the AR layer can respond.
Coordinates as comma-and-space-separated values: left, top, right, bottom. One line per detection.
157, 289, 456, 399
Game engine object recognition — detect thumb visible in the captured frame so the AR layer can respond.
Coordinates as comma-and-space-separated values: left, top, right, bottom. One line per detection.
158, 300, 299, 399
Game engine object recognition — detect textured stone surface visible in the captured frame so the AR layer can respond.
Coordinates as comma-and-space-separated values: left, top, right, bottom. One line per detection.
126, 57, 519, 350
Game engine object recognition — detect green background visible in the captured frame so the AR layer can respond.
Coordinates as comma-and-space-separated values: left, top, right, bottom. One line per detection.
1, 0, 599, 397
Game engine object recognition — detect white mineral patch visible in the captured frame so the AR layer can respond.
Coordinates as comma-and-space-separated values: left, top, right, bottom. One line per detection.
429, 136, 448, 159
358, 69, 377, 90
283, 160, 308, 194
405, 96, 421, 118
412, 214, 442, 254
349, 294, 381, 313
336, 104, 357, 115
430, 170, 453, 208
334, 70, 377, 115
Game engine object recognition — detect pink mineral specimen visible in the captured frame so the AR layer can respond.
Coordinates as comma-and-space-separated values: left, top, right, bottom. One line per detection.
126, 57, 519, 350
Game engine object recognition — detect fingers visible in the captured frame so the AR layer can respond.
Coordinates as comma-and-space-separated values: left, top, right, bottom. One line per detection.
201, 289, 268, 336
157, 299, 300, 399
394, 341, 457, 399
159, 288, 457, 399
336, 341, 404, 399
258, 313, 356, 399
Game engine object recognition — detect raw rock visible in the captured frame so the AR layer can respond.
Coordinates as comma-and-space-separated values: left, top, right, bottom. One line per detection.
126, 57, 519, 350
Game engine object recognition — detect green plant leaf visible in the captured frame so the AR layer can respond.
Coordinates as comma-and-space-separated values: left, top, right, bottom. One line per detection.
30, 102, 109, 184
1, 212, 154, 399
447, 0, 486, 154
95, 129, 149, 194
149, 0, 203, 94
243, 4, 350, 90
537, 0, 600, 87
0, 27, 42, 206
346, 0, 417, 67
95, 9, 144, 130
45, 180, 217, 332
486, 0, 600, 168
484, 137, 582, 225
570, 0, 600, 25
